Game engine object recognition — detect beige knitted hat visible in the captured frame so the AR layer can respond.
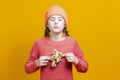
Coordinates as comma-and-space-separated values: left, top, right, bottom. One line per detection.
45, 5, 68, 27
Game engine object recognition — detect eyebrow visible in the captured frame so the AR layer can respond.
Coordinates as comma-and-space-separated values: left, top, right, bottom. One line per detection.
51, 16, 62, 18
58, 17, 62, 18
51, 17, 55, 19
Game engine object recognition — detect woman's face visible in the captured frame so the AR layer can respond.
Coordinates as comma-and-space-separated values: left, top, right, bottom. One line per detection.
47, 15, 65, 34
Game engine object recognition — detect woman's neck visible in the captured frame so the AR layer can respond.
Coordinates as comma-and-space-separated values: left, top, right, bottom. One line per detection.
50, 32, 65, 41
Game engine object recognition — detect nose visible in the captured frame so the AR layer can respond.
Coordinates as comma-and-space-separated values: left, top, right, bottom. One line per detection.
54, 20, 58, 25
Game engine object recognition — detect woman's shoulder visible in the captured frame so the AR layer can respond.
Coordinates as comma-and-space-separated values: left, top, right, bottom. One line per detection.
33, 37, 46, 44
66, 36, 78, 42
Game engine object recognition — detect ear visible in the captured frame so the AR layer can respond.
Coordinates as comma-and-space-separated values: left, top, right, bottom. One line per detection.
64, 24, 66, 28
46, 24, 48, 27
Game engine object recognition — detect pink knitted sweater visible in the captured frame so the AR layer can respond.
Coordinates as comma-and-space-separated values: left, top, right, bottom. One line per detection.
25, 36, 88, 80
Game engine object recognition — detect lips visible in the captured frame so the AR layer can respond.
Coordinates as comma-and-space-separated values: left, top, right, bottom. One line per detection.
54, 26, 59, 29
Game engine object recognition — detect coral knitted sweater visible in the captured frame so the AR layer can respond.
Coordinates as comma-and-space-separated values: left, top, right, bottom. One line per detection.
25, 36, 88, 80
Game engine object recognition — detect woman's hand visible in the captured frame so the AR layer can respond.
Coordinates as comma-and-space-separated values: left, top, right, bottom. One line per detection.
65, 53, 78, 64
35, 56, 51, 67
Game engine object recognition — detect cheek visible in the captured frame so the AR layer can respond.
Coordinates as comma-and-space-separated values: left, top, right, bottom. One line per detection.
48, 22, 54, 27
48, 26, 53, 32
47, 23, 54, 30
59, 21, 65, 26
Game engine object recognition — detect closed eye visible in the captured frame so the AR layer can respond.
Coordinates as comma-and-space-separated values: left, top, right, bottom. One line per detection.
50, 17, 55, 21
58, 17, 63, 21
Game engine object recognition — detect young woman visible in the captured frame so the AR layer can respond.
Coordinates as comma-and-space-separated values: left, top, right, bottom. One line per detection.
25, 5, 88, 80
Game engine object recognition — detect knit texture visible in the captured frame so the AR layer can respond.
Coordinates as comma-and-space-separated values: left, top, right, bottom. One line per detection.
25, 36, 88, 80
45, 5, 68, 27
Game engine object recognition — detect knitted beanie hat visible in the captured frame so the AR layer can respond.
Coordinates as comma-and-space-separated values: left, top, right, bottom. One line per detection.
45, 5, 68, 27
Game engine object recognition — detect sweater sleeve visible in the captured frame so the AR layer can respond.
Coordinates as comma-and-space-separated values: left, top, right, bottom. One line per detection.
25, 41, 39, 74
73, 40, 88, 73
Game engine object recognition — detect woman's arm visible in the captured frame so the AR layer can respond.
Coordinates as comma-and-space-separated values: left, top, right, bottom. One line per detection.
25, 42, 39, 74
73, 41, 88, 73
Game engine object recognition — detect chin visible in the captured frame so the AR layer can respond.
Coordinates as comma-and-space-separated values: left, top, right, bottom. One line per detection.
53, 30, 61, 33
53, 31, 62, 34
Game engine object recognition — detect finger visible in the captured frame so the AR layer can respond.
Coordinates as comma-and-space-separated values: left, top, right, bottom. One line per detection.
68, 59, 73, 62
66, 56, 72, 59
42, 56, 51, 61
42, 61, 49, 63
42, 59, 48, 61
66, 53, 74, 57
41, 61, 48, 65
66, 57, 73, 62
67, 59, 72, 62
66, 56, 68, 59
66, 55, 72, 57
45, 56, 51, 59
62, 54, 66, 57
46, 57, 52, 61
42, 57, 52, 61
41, 63, 47, 66
66, 56, 71, 59
66, 57, 71, 61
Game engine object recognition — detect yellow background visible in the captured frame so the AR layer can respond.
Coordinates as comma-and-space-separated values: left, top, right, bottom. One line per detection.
0, 0, 120, 80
